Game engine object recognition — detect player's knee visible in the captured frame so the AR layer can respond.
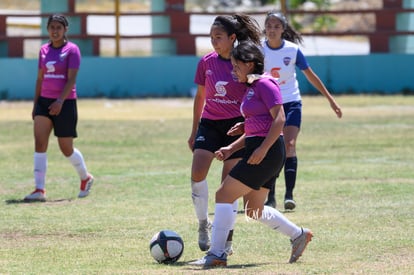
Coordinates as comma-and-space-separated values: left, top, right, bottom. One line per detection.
285, 142, 296, 156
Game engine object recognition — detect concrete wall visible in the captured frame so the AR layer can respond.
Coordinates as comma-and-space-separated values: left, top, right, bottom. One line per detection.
1, 54, 413, 100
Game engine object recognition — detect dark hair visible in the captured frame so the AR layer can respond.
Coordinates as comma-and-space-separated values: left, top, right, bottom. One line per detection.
231, 40, 264, 75
264, 11, 303, 45
47, 14, 69, 28
212, 13, 261, 45
47, 14, 69, 42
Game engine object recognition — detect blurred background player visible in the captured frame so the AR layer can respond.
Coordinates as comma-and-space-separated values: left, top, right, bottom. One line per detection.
24, 14, 94, 202
262, 11, 342, 210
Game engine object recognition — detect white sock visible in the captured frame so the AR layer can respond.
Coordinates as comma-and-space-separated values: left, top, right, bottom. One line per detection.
191, 179, 209, 221
67, 148, 88, 180
34, 152, 47, 190
230, 199, 239, 230
259, 205, 302, 240
210, 203, 233, 257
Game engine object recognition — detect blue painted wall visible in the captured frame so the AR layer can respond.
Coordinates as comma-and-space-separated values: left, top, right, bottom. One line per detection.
0, 54, 413, 100
297, 54, 414, 95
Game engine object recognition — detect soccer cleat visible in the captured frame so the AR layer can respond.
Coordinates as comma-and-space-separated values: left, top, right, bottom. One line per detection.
224, 241, 233, 256
188, 254, 207, 266
289, 228, 313, 263
198, 220, 211, 251
24, 189, 46, 202
202, 252, 227, 269
78, 174, 94, 198
284, 199, 296, 210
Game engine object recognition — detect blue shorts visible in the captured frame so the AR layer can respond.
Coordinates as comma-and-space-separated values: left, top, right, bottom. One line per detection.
284, 100, 302, 128
193, 117, 245, 159
34, 96, 78, 138
229, 135, 286, 190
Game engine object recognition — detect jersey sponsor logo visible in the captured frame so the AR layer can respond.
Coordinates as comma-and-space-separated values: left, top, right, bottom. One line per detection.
208, 98, 238, 105
46, 61, 57, 73
283, 57, 291, 66
45, 60, 65, 79
270, 67, 280, 78
231, 71, 238, 82
214, 81, 229, 97
44, 74, 65, 79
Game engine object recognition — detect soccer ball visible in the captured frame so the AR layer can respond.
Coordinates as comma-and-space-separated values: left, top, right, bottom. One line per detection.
149, 230, 184, 264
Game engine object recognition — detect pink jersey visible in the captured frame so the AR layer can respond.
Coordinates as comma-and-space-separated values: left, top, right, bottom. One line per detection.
194, 51, 246, 120
241, 77, 283, 137
38, 41, 81, 99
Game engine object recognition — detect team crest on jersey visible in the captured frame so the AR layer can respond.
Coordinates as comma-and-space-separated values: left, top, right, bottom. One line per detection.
283, 57, 291, 66
60, 52, 68, 61
231, 71, 238, 81
246, 88, 254, 100
206, 69, 213, 76
214, 81, 228, 97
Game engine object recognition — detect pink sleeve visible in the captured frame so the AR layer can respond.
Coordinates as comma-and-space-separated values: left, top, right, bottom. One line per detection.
194, 58, 205, 86
68, 44, 81, 69
260, 79, 283, 110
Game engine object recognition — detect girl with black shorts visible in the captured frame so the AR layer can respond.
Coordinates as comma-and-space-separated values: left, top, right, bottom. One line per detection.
24, 14, 93, 202
188, 13, 262, 254
195, 41, 313, 269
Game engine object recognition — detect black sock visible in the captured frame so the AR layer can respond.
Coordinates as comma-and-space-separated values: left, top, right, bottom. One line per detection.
266, 174, 277, 202
284, 156, 297, 200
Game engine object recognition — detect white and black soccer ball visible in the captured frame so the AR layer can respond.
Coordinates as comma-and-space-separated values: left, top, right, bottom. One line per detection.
149, 230, 184, 264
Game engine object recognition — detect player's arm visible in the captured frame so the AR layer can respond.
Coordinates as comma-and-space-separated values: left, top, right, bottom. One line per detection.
215, 133, 246, 161
48, 68, 79, 116
247, 104, 285, 165
188, 85, 205, 150
227, 121, 245, 136
60, 68, 79, 101
296, 49, 342, 118
32, 69, 43, 119
302, 67, 342, 118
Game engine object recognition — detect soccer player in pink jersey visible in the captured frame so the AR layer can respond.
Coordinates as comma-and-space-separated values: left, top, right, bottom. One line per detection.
262, 11, 342, 210
188, 14, 261, 254
198, 40, 313, 269
24, 14, 93, 202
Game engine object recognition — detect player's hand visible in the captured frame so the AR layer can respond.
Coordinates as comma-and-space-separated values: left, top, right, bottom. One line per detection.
187, 135, 195, 151
215, 146, 232, 161
48, 100, 63, 116
247, 146, 267, 165
329, 99, 342, 118
227, 122, 244, 136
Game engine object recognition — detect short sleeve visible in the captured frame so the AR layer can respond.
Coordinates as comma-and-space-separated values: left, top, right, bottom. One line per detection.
296, 48, 309, 70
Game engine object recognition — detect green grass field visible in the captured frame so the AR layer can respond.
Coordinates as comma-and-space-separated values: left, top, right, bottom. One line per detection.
1, 96, 413, 274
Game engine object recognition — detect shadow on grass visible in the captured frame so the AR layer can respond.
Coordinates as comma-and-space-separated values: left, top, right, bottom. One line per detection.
5, 198, 74, 204
180, 259, 271, 270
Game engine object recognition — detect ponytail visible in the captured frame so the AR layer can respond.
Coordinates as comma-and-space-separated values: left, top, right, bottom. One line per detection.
233, 13, 261, 45
213, 13, 261, 46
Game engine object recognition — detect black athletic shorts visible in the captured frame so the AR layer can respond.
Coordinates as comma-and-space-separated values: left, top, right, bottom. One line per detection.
193, 117, 245, 159
34, 96, 78, 138
229, 135, 286, 190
